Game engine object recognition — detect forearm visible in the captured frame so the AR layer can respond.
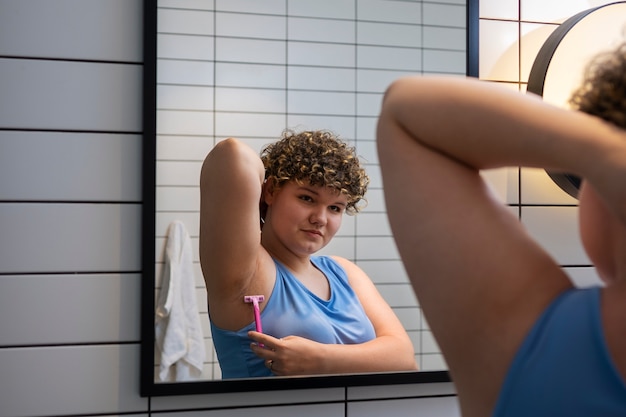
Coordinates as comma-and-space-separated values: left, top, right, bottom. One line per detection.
380, 76, 624, 180
315, 335, 417, 374
250, 327, 417, 375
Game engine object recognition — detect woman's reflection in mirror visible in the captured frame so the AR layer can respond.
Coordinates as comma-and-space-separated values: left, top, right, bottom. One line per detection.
200, 129, 418, 378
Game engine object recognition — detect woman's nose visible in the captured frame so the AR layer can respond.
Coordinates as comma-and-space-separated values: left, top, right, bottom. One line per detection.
309, 207, 327, 225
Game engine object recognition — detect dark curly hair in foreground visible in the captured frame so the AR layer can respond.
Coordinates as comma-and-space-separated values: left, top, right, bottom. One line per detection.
569, 42, 626, 129
260, 130, 369, 215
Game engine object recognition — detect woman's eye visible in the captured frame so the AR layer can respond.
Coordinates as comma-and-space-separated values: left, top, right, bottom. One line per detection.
299, 195, 313, 202
330, 205, 343, 213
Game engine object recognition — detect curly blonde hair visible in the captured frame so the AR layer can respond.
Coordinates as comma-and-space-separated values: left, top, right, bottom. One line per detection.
260, 130, 369, 214
569, 42, 626, 129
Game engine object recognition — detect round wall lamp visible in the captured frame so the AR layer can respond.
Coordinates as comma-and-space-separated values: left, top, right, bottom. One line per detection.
526, 1, 626, 199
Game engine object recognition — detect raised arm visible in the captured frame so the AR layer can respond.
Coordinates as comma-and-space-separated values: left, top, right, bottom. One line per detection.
376, 76, 626, 415
199, 138, 273, 329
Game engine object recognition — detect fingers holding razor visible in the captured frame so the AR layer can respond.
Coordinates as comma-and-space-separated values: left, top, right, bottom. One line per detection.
249, 331, 325, 376
249, 331, 284, 374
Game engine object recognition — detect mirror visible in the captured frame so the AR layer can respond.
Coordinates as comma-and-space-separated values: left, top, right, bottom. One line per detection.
141, 0, 478, 396
527, 1, 626, 199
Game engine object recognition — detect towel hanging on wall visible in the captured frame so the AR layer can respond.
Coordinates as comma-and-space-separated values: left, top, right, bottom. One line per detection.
155, 220, 205, 381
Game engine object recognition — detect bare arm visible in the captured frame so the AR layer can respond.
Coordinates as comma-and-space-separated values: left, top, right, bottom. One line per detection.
376, 76, 626, 416
199, 138, 272, 329
249, 257, 417, 375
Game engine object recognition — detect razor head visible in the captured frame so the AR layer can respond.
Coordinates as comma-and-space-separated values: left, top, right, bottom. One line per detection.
244, 295, 265, 303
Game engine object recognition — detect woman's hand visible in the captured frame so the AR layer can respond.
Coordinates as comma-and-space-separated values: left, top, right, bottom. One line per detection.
248, 331, 325, 376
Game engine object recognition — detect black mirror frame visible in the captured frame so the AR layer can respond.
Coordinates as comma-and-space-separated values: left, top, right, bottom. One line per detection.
524, 3, 626, 199
140, 0, 479, 397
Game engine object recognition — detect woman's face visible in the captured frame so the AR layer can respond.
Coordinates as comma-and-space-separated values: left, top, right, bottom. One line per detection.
264, 180, 347, 257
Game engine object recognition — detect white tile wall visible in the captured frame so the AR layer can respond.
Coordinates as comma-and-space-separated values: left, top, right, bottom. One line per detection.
0, 1, 145, 417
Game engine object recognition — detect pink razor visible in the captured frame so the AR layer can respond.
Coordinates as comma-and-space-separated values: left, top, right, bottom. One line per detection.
244, 295, 265, 346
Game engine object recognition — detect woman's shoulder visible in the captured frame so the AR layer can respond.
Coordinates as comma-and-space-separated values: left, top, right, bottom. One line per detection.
314, 255, 357, 273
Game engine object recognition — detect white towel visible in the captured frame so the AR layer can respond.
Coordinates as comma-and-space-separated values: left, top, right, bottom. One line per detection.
155, 220, 205, 381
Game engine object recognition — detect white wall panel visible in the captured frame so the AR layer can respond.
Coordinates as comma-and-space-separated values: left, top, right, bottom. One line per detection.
216, 0, 284, 14
157, 136, 213, 161
423, 26, 466, 50
157, 404, 345, 417
288, 17, 356, 43
0, 203, 141, 273
216, 63, 286, 88
158, 8, 214, 35
216, 12, 286, 39
349, 382, 456, 400
156, 187, 199, 213
357, 45, 422, 71
287, 90, 355, 115
215, 37, 286, 64
317, 235, 357, 259
0, 0, 142, 62
358, 0, 422, 24
480, 0, 519, 20
289, 0, 354, 19
157, 110, 215, 136
160, 0, 214, 10
0, 274, 140, 345
356, 117, 378, 140
151, 387, 344, 410
424, 3, 467, 27
158, 59, 215, 86
358, 212, 392, 235
357, 236, 401, 260
288, 66, 356, 91
348, 395, 460, 417
478, 19, 520, 81
214, 112, 286, 137
158, 34, 215, 60
158, 85, 214, 111
215, 87, 286, 113
157, 161, 202, 187
378, 283, 419, 307
357, 21, 423, 47
0, 345, 146, 417
0, 59, 142, 132
521, 0, 596, 23
396, 307, 422, 331
423, 49, 466, 73
0, 131, 141, 201
358, 259, 408, 285
288, 41, 356, 67
355, 137, 378, 164
360, 189, 384, 213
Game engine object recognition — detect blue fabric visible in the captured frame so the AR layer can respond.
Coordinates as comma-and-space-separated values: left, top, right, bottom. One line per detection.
211, 255, 376, 379
493, 287, 626, 417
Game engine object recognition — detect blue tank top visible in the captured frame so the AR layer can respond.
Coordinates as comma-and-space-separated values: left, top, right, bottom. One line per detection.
493, 287, 626, 416
210, 256, 376, 379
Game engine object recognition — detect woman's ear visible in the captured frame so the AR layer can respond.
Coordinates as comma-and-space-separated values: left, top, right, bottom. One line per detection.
262, 177, 277, 203
259, 178, 274, 227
